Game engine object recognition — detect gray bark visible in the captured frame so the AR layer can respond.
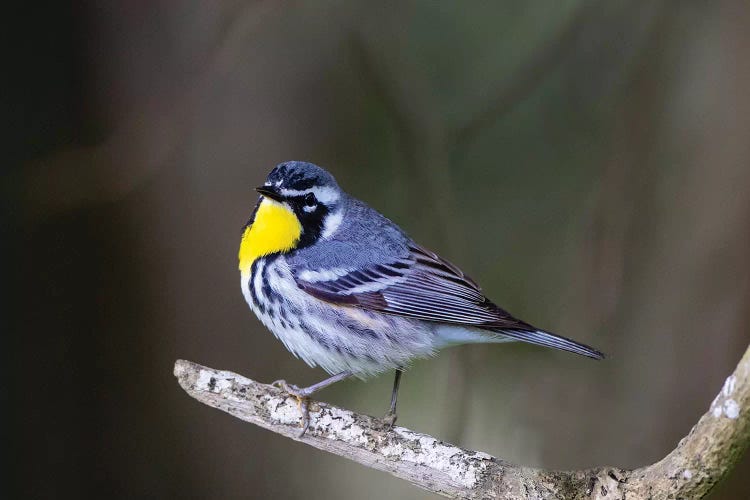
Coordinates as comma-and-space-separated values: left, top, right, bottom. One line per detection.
174, 345, 750, 499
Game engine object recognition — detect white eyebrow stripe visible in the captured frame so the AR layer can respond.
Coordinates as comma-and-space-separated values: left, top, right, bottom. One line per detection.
279, 186, 340, 204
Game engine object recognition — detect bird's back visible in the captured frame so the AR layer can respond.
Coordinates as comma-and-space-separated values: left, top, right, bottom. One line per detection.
287, 195, 412, 272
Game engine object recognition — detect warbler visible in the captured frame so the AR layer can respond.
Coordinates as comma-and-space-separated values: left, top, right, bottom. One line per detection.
239, 161, 604, 435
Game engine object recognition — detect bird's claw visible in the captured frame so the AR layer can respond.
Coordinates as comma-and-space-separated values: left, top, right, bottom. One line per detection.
271, 379, 298, 393
381, 411, 398, 430
272, 379, 312, 437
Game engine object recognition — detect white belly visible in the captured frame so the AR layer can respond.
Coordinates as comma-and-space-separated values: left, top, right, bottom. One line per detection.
241, 256, 439, 377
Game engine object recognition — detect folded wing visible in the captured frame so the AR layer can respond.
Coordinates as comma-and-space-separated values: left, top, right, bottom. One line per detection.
294, 244, 604, 359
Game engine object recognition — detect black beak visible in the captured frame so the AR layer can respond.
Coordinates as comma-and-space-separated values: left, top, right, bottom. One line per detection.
255, 185, 283, 202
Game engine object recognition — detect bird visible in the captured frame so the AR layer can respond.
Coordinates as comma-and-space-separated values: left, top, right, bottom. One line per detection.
239, 161, 604, 436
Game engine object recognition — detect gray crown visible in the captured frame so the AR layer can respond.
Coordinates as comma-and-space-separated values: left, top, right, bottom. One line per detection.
266, 161, 340, 191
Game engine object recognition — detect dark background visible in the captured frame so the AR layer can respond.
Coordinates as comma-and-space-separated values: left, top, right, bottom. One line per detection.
6, 1, 750, 498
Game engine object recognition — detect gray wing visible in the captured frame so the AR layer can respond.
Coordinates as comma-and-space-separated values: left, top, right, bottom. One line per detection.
294, 243, 529, 329
295, 244, 552, 331
291, 200, 604, 359
295, 243, 604, 358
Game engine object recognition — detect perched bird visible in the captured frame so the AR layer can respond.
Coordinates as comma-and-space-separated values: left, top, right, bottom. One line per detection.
239, 161, 604, 435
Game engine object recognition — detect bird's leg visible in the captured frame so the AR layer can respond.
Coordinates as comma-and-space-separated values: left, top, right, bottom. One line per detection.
381, 367, 403, 429
272, 371, 353, 437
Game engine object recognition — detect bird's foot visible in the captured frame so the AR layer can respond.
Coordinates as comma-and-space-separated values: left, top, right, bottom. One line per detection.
381, 411, 398, 430
272, 379, 312, 437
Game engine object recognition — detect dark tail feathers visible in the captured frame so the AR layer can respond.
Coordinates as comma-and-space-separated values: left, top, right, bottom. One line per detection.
497, 328, 605, 359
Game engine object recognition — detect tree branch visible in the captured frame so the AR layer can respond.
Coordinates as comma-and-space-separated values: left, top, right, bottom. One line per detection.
174, 345, 750, 499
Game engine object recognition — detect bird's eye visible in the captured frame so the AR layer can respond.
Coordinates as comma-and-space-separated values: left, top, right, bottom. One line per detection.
304, 193, 316, 206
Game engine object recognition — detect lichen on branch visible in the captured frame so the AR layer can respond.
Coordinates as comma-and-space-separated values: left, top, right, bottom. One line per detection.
174, 345, 750, 499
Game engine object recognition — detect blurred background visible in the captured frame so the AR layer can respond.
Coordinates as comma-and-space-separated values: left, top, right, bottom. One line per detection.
6, 1, 750, 498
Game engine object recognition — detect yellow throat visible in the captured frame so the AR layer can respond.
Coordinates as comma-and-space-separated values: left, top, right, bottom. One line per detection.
239, 198, 302, 273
